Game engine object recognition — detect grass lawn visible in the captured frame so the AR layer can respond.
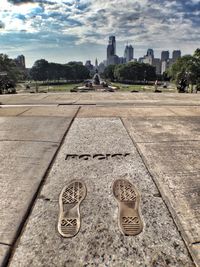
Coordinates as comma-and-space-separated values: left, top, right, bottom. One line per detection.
111, 82, 159, 92
111, 82, 177, 93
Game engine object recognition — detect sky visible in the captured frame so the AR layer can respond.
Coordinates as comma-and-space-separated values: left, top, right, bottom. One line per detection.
0, 0, 200, 68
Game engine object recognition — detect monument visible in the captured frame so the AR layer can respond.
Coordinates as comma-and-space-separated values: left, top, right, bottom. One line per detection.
71, 69, 117, 92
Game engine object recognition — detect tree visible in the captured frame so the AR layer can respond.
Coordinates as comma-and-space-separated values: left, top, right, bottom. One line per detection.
106, 62, 156, 82
103, 65, 115, 81
0, 54, 20, 86
30, 59, 49, 81
30, 59, 89, 82
67, 62, 89, 80
168, 49, 200, 89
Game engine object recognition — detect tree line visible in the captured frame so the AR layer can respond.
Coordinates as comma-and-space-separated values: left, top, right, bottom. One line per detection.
29, 59, 90, 82
103, 62, 157, 83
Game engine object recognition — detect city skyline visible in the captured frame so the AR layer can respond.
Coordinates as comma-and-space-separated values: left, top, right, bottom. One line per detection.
0, 0, 199, 67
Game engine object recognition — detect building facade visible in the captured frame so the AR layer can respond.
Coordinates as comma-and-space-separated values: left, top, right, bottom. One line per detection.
124, 45, 134, 63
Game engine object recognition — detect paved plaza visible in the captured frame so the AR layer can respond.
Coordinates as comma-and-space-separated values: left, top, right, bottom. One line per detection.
0, 92, 199, 267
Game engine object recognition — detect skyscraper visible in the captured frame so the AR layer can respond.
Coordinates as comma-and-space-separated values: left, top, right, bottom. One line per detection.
161, 51, 169, 61
109, 36, 116, 55
107, 36, 119, 65
147, 49, 154, 58
15, 55, 26, 69
124, 45, 134, 63
172, 50, 181, 61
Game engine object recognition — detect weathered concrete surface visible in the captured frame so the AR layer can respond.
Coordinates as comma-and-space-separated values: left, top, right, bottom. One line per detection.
1, 92, 200, 105
21, 106, 78, 117
192, 244, 200, 265
130, 141, 200, 243
124, 113, 200, 266
0, 141, 59, 245
0, 106, 77, 266
0, 117, 72, 142
78, 106, 175, 117
0, 107, 30, 117
123, 116, 200, 142
169, 107, 200, 116
0, 245, 9, 267
9, 118, 194, 267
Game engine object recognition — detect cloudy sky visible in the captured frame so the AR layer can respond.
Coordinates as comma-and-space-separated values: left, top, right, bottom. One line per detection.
0, 0, 200, 67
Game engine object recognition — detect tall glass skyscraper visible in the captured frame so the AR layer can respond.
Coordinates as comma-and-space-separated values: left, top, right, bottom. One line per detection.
124, 45, 134, 62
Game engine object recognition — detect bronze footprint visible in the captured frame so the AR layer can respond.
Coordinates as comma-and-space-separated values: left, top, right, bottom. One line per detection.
58, 180, 87, 238
113, 179, 143, 236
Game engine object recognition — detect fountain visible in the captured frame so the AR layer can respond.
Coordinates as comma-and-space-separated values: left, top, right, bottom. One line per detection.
71, 69, 117, 92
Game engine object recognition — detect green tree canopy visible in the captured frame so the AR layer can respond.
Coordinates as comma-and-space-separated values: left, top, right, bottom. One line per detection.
168, 48, 200, 86
103, 62, 156, 82
103, 65, 115, 81
0, 54, 20, 85
30, 59, 89, 81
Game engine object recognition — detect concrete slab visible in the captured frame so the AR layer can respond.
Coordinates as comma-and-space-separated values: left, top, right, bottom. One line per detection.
0, 107, 30, 117
10, 119, 194, 267
1, 92, 200, 106
78, 106, 175, 118
0, 244, 10, 267
0, 141, 59, 245
0, 117, 72, 142
169, 107, 200, 116
134, 141, 200, 265
123, 116, 200, 142
191, 244, 200, 267
21, 106, 78, 117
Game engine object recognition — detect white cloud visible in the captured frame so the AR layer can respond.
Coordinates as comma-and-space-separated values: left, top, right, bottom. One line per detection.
0, 0, 199, 66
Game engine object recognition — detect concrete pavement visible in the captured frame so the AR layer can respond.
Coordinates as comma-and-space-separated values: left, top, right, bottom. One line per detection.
0, 92, 199, 266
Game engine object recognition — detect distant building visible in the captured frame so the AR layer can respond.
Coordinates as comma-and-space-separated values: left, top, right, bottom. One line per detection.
14, 55, 26, 69
107, 55, 119, 65
124, 45, 134, 63
153, 58, 161, 74
109, 36, 116, 55
147, 48, 154, 58
107, 36, 119, 66
161, 59, 173, 74
143, 49, 161, 74
172, 50, 181, 62
98, 62, 106, 73
85, 60, 94, 71
138, 57, 144, 63
119, 57, 126, 64
161, 51, 169, 61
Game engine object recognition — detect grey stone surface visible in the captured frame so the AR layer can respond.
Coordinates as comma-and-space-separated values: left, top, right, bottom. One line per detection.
123, 116, 200, 142
0, 141, 59, 245
191, 244, 200, 267
1, 92, 200, 106
78, 106, 175, 118
0, 107, 30, 117
10, 118, 194, 267
0, 117, 72, 142
169, 106, 200, 116
134, 141, 200, 266
21, 106, 78, 117
0, 244, 10, 267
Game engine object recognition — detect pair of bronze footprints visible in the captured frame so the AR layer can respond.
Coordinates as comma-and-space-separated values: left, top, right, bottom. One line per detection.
58, 179, 143, 238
